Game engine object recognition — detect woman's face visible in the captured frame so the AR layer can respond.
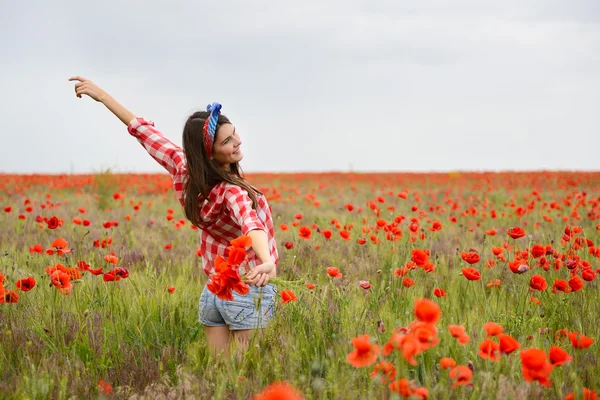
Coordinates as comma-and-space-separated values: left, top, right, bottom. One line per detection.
212, 123, 243, 166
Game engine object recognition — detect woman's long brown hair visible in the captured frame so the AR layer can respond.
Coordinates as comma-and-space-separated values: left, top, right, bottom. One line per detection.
182, 111, 261, 227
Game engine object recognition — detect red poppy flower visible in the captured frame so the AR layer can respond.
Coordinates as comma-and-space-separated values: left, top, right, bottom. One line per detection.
16, 277, 36, 291
369, 361, 396, 383
507, 226, 526, 239
206, 256, 249, 301
402, 278, 415, 287
520, 348, 554, 388
449, 365, 473, 388
462, 268, 481, 281
29, 244, 44, 254
227, 247, 246, 265
568, 331, 594, 349
230, 235, 252, 249
253, 381, 303, 400
51, 270, 72, 295
563, 388, 597, 400
548, 346, 572, 366
530, 244, 545, 258
389, 378, 411, 397
461, 250, 480, 264
569, 276, 584, 292
414, 298, 441, 324
529, 275, 548, 291
1, 289, 19, 303
498, 333, 520, 354
484, 322, 504, 336
440, 357, 456, 369
433, 288, 446, 297
281, 290, 297, 304
487, 279, 502, 289
479, 339, 501, 361
298, 226, 311, 239
411, 249, 429, 266
346, 334, 380, 368
327, 267, 342, 278
98, 380, 113, 396
46, 216, 60, 229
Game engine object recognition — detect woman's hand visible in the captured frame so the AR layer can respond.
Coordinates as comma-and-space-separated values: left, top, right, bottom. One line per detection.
68, 76, 107, 102
68, 76, 136, 125
244, 261, 276, 287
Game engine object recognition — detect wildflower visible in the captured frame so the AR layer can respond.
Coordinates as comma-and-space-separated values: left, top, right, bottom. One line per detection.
498, 333, 520, 354
327, 267, 342, 278
370, 361, 396, 383
479, 339, 501, 361
449, 365, 473, 388
298, 226, 311, 239
253, 381, 304, 400
483, 322, 504, 337
462, 268, 481, 281
51, 270, 72, 295
507, 226, 526, 239
548, 346, 572, 366
402, 278, 415, 287
281, 290, 297, 304
414, 299, 441, 324
98, 380, 113, 396
530, 275, 548, 291
563, 388, 597, 400
440, 357, 456, 369
448, 325, 470, 345
16, 277, 36, 291
346, 334, 380, 368
359, 280, 371, 290
520, 348, 553, 387
568, 331, 594, 349
461, 250, 480, 264
46, 238, 71, 256
46, 216, 60, 229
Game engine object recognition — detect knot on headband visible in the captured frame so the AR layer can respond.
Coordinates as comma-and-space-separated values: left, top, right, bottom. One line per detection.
203, 102, 222, 158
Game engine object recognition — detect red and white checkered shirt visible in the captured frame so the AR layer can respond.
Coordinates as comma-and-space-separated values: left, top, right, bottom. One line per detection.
127, 117, 278, 276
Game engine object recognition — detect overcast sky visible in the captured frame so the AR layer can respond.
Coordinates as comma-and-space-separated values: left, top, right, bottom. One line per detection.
1, 0, 599, 173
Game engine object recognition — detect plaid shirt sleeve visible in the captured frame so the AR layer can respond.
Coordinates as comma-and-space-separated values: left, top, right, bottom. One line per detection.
224, 186, 267, 235
127, 118, 188, 206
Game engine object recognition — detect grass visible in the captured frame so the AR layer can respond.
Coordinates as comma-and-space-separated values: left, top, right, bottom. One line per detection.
0, 171, 598, 399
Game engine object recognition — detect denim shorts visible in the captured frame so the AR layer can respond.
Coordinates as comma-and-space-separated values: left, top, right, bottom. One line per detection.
198, 281, 278, 330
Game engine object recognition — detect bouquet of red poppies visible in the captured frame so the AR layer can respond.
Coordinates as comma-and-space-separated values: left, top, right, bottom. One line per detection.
206, 236, 252, 301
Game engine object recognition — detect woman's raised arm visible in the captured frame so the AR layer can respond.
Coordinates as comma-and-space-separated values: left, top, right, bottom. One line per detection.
69, 76, 136, 125
69, 76, 188, 206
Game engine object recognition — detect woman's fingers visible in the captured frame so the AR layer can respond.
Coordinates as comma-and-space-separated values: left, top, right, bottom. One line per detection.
258, 273, 269, 287
247, 272, 265, 287
68, 76, 87, 83
75, 87, 87, 98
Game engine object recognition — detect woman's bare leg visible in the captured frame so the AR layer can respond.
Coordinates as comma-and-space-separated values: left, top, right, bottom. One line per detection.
205, 325, 231, 355
231, 329, 264, 356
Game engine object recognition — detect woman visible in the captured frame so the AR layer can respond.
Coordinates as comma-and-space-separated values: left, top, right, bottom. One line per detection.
69, 76, 279, 355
